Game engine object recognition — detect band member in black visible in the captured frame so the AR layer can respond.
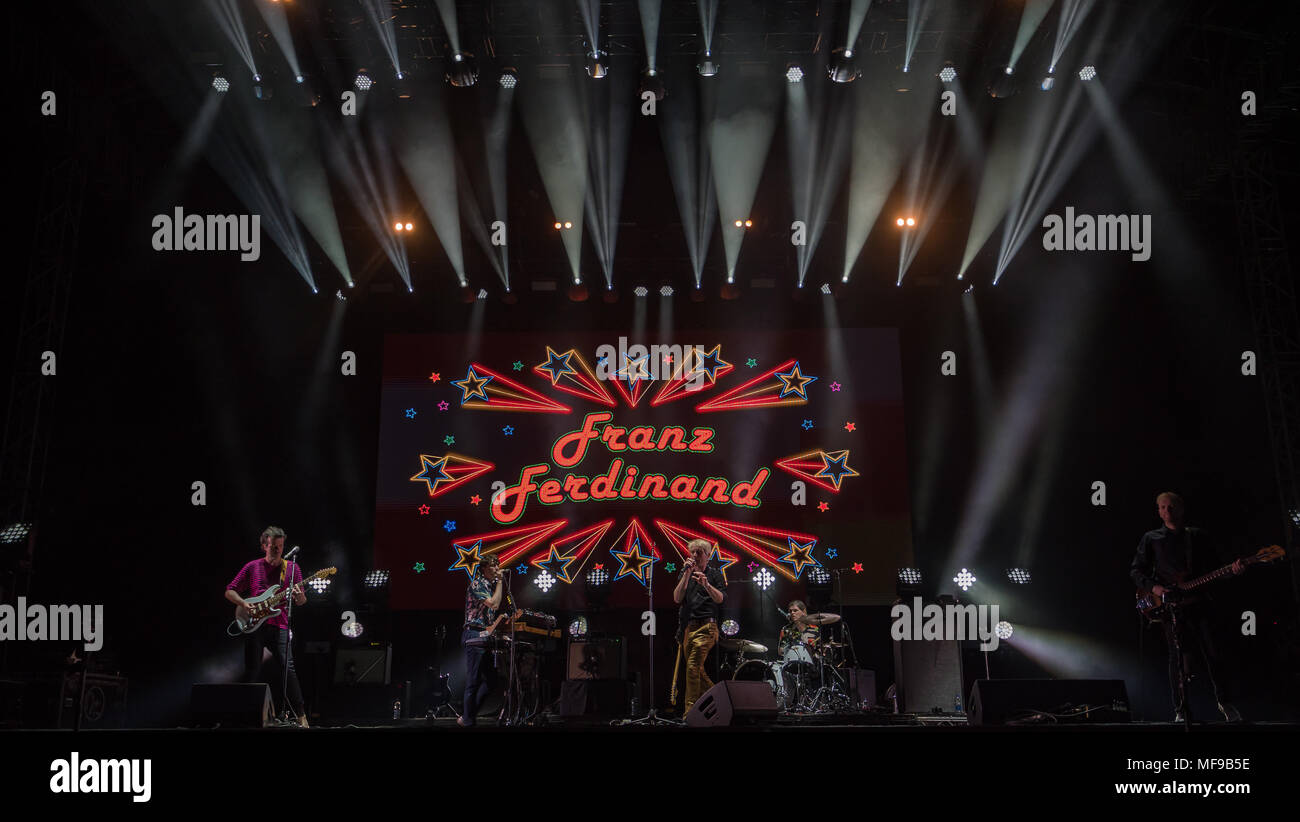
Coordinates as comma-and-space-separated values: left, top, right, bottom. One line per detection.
1130, 492, 1243, 722
225, 526, 308, 727
671, 539, 727, 714
459, 554, 504, 727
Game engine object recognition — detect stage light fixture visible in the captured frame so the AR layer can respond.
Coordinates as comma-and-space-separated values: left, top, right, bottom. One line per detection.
1007, 568, 1032, 584
820, 283, 831, 295
660, 285, 674, 297
952, 568, 976, 591
404, 222, 413, 231
906, 217, 916, 227
568, 283, 589, 302
212, 74, 230, 94
1004, 66, 1014, 75
898, 567, 923, 585
0, 523, 31, 544
498, 68, 518, 89
995, 621, 1013, 640
939, 65, 957, 84
586, 50, 609, 79
634, 286, 648, 298
253, 77, 272, 100
476, 289, 488, 300
364, 570, 390, 588
734, 220, 743, 228
1290, 508, 1300, 527
721, 619, 740, 636
1079, 65, 1097, 81
447, 52, 479, 87
786, 64, 804, 83
534, 570, 556, 592
639, 68, 666, 101
341, 619, 365, 639
721, 282, 739, 300
394, 222, 404, 231
307, 577, 332, 594
697, 50, 719, 78
587, 568, 609, 586
295, 75, 304, 84
568, 616, 589, 638
1040, 75, 1055, 91
744, 219, 752, 228
354, 71, 373, 91
827, 48, 860, 83
988, 65, 1018, 98
896, 217, 905, 226
808, 567, 831, 585
563, 221, 573, 229
754, 568, 775, 591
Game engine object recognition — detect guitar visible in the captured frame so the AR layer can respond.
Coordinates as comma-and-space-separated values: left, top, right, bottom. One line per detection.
471, 609, 524, 642
227, 567, 338, 636
1135, 545, 1284, 622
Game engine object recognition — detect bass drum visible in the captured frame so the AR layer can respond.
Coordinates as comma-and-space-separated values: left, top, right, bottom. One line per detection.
732, 659, 786, 706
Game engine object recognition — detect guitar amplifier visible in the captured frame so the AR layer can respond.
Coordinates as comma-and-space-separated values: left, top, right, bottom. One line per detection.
893, 637, 963, 714
334, 643, 392, 685
566, 637, 626, 680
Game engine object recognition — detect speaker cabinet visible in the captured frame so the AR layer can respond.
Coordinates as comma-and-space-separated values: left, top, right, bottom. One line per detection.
190, 683, 273, 728
558, 679, 631, 718
684, 681, 778, 727
968, 679, 1131, 726
334, 643, 392, 685
847, 668, 877, 708
893, 638, 963, 713
567, 637, 627, 680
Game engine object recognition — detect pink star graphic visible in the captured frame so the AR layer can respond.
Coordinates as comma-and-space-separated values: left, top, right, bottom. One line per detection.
830, 382, 842, 392
844, 422, 856, 432
817, 501, 829, 512
437, 400, 449, 411
593, 563, 604, 571
747, 562, 759, 573
852, 562, 863, 574
418, 504, 430, 515
470, 495, 481, 506
429, 372, 440, 382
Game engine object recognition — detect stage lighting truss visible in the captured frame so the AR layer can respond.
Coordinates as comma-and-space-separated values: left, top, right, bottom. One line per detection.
808, 567, 831, 585
898, 567, 923, 585
499, 68, 518, 89
659, 285, 674, 297
827, 48, 860, 84
721, 619, 740, 637
952, 568, 976, 591
938, 65, 957, 84
0, 523, 32, 544
364, 570, 390, 588
995, 621, 1013, 640
1078, 65, 1097, 81
212, 74, 230, 94
754, 568, 775, 591
786, 64, 804, 83
634, 286, 649, 298
307, 577, 332, 594
447, 52, 479, 87
1006, 568, 1032, 585
568, 616, 588, 638
587, 568, 609, 586
534, 569, 556, 593
354, 71, 373, 92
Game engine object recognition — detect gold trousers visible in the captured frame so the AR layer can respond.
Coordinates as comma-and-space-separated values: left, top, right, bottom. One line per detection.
670, 621, 719, 713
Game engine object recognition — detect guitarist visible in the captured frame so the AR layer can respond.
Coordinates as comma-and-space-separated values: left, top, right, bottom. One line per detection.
1130, 492, 1243, 722
225, 526, 308, 727
459, 553, 508, 728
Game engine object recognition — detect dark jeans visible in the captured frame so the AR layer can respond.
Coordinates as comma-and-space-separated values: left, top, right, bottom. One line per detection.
1163, 606, 1232, 714
461, 628, 498, 725
243, 625, 305, 716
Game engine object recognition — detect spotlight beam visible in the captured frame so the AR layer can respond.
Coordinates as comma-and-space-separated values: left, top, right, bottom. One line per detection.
786, 75, 851, 286
710, 72, 779, 282
205, 0, 257, 79
660, 68, 717, 287
364, 0, 405, 79
637, 0, 663, 72
1007, 0, 1055, 73
1051, 0, 1098, 71
396, 88, 467, 286
903, 0, 936, 73
254, 0, 302, 84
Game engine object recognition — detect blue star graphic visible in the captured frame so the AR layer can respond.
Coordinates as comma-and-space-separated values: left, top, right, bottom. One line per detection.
450, 366, 493, 404
502, 425, 515, 436
825, 548, 838, 560
611, 539, 657, 586
814, 450, 859, 491
410, 455, 452, 494
617, 352, 653, 390
710, 544, 737, 574
801, 419, 814, 430
443, 520, 457, 533
537, 347, 577, 385
448, 541, 483, 578
780, 538, 821, 580
692, 345, 729, 382
775, 361, 818, 400
404, 407, 417, 419
515, 564, 528, 575
538, 547, 580, 584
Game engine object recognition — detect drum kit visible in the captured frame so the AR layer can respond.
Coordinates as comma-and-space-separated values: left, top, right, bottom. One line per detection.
721, 612, 857, 713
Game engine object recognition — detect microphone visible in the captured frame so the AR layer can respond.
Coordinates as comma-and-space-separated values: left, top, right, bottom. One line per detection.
499, 567, 511, 574
776, 606, 789, 620
284, 546, 300, 561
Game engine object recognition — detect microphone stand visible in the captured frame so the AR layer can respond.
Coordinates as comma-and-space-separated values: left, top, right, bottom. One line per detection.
277, 551, 301, 727
499, 572, 520, 726
624, 561, 679, 725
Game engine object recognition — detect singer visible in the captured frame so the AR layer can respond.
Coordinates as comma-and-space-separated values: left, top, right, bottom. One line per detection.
225, 526, 308, 726
458, 553, 504, 727
670, 538, 727, 714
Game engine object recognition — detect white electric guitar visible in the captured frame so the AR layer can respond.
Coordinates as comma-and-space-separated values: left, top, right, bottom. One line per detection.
227, 567, 337, 636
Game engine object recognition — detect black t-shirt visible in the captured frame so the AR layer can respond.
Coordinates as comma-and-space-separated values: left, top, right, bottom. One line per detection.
1130, 525, 1222, 590
679, 564, 727, 623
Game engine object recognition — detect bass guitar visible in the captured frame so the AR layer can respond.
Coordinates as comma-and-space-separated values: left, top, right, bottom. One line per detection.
1135, 545, 1284, 622
227, 567, 338, 636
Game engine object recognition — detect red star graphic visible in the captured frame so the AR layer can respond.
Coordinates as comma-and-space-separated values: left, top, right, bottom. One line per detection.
429, 372, 440, 382
844, 422, 856, 432
418, 504, 430, 515
817, 501, 829, 512
593, 563, 604, 570
852, 562, 863, 574
470, 495, 481, 506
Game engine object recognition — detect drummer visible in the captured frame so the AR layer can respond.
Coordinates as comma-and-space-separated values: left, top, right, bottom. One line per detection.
778, 600, 820, 652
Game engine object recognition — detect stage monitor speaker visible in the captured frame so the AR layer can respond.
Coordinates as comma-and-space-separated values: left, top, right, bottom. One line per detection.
558, 679, 631, 718
847, 668, 876, 708
334, 643, 392, 685
684, 681, 778, 727
893, 637, 963, 713
567, 637, 626, 680
190, 683, 273, 728
968, 679, 1131, 726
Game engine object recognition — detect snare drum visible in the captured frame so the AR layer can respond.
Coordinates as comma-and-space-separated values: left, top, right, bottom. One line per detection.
732, 659, 787, 704
781, 643, 814, 666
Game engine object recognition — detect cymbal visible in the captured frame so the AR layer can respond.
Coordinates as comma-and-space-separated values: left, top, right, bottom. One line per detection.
805, 612, 841, 625
720, 638, 768, 654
